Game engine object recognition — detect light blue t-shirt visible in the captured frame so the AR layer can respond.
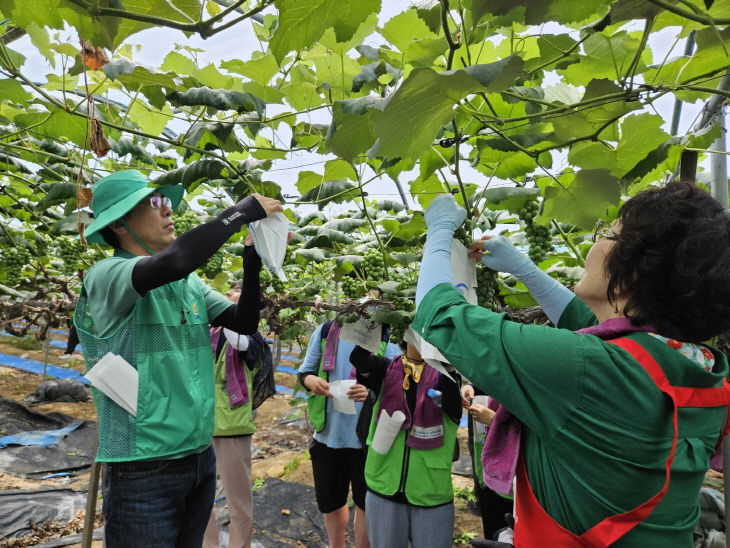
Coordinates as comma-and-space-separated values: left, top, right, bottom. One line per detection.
299, 323, 401, 449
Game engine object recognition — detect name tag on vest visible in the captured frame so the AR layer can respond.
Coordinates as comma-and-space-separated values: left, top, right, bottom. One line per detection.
411, 424, 444, 440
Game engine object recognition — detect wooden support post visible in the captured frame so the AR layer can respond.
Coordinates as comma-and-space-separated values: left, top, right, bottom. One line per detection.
81, 460, 101, 548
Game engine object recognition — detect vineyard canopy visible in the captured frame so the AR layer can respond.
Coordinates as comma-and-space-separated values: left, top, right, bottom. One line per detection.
0, 0, 729, 339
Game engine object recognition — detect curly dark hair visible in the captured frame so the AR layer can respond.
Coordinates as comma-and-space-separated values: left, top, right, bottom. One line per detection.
605, 182, 730, 342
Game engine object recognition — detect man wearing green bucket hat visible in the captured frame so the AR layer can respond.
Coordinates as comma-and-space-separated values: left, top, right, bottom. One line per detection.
74, 169, 282, 548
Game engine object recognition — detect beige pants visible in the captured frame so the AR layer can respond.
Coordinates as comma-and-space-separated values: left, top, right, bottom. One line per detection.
203, 435, 253, 548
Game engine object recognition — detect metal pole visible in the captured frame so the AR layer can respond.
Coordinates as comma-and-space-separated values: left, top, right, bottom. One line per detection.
669, 32, 696, 137
42, 338, 49, 379
709, 109, 728, 208
391, 176, 410, 209
712, 109, 730, 548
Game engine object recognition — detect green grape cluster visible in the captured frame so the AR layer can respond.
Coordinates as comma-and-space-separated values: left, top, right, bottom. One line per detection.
259, 269, 285, 293
57, 237, 85, 274
202, 250, 224, 279
35, 236, 49, 257
362, 249, 386, 281
517, 199, 551, 264
454, 218, 479, 250
388, 294, 415, 343
341, 275, 365, 299
4, 246, 31, 286
173, 210, 199, 236
388, 321, 407, 344
476, 264, 499, 311
270, 276, 286, 293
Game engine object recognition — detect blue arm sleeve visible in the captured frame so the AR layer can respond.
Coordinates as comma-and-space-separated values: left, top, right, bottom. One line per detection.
299, 325, 324, 375
416, 228, 455, 306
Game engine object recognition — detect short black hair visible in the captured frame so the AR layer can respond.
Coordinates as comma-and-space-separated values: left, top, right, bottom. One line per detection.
606, 182, 730, 342
99, 226, 121, 249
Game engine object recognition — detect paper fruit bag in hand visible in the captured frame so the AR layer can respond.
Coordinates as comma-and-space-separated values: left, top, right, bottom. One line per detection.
249, 212, 289, 281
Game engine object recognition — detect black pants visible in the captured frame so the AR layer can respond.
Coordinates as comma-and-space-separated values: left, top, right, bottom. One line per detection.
65, 324, 79, 354
468, 413, 514, 539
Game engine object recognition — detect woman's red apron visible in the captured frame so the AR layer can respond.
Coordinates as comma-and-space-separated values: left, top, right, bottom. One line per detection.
513, 337, 730, 547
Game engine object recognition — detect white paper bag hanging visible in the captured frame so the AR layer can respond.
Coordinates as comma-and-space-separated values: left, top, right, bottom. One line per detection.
404, 328, 456, 383
338, 319, 384, 354
451, 239, 478, 305
249, 212, 289, 281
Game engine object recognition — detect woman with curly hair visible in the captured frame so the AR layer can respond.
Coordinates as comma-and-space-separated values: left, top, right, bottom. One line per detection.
413, 182, 730, 547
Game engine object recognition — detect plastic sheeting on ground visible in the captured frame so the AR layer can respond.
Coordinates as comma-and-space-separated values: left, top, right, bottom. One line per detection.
0, 422, 83, 449
251, 477, 328, 547
0, 487, 88, 540
0, 352, 89, 384
0, 398, 97, 478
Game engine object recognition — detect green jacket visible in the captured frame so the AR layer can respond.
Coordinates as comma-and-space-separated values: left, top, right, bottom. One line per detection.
412, 284, 729, 547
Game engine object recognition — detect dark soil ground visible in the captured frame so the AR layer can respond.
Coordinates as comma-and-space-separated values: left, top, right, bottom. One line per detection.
0, 335, 484, 547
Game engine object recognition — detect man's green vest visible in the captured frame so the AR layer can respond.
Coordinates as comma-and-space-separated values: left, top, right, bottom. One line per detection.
76, 261, 215, 462
307, 322, 387, 432
364, 383, 458, 507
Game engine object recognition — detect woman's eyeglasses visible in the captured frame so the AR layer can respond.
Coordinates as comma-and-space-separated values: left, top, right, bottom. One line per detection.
149, 195, 172, 209
592, 220, 616, 243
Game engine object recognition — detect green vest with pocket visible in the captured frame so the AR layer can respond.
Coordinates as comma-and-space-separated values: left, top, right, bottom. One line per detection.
76, 265, 215, 462
365, 383, 458, 507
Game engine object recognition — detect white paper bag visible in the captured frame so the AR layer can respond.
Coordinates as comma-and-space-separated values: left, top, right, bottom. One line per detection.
371, 409, 406, 454
249, 212, 289, 281
472, 395, 489, 437
451, 239, 478, 305
338, 319, 384, 354
403, 328, 456, 383
84, 352, 138, 416
329, 379, 357, 415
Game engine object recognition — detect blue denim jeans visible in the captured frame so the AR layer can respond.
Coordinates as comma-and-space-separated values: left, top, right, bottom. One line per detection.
102, 445, 216, 548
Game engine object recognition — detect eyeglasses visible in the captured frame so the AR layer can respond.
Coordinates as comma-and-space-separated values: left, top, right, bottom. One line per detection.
592, 220, 616, 243
148, 195, 172, 209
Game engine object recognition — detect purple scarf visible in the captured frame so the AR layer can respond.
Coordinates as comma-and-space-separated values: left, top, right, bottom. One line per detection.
481, 397, 521, 495
481, 317, 657, 495
576, 317, 655, 337
322, 321, 340, 371
210, 328, 249, 407
376, 356, 444, 449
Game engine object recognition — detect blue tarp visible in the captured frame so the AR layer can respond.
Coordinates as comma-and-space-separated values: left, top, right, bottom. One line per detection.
0, 422, 83, 449
1, 330, 81, 351
0, 353, 89, 384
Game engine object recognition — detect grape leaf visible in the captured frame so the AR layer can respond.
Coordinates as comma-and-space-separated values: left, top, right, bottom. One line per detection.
270, 0, 381, 62
371, 56, 524, 160
541, 169, 620, 230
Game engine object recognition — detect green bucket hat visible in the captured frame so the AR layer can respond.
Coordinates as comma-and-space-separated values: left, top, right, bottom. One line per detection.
84, 170, 184, 244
